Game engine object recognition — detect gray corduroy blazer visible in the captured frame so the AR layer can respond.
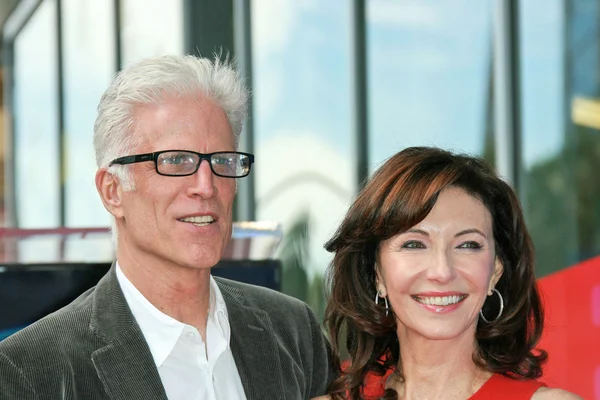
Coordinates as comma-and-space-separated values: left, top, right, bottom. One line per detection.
0, 266, 335, 399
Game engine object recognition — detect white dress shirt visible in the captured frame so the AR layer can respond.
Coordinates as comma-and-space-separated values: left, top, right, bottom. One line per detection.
116, 263, 247, 400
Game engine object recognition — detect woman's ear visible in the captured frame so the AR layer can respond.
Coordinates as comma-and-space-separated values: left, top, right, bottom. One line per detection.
489, 257, 504, 295
375, 263, 387, 296
95, 168, 125, 219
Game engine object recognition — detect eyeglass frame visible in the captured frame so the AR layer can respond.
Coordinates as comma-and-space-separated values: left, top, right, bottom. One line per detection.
108, 149, 255, 178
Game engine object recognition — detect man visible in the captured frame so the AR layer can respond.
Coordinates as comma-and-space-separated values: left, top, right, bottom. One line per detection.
0, 55, 334, 399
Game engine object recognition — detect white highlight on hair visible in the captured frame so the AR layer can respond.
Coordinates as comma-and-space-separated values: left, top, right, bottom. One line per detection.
93, 54, 248, 244
93, 54, 248, 190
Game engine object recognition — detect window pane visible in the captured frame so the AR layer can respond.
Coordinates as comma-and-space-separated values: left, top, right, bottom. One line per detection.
519, 0, 573, 277
367, 0, 493, 169
521, 1, 600, 274
14, 0, 59, 228
252, 0, 354, 311
521, 3, 600, 395
62, 0, 115, 227
121, 0, 183, 66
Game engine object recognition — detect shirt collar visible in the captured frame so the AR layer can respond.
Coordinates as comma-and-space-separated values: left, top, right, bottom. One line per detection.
209, 273, 231, 341
115, 262, 231, 367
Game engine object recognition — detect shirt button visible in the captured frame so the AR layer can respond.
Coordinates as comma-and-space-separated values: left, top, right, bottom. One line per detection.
186, 331, 195, 340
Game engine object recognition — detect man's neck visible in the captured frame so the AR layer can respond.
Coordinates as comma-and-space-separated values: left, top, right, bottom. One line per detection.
117, 252, 212, 339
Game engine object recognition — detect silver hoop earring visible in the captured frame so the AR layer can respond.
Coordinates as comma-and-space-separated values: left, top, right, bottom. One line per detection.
375, 290, 389, 317
479, 288, 504, 323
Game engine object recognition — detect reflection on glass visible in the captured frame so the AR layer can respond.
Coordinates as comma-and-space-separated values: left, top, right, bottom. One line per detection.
14, 0, 59, 228
251, 0, 354, 313
521, 3, 600, 396
62, 0, 115, 227
563, 1, 600, 267
367, 0, 493, 169
521, 0, 600, 276
519, 0, 575, 276
120, 0, 183, 67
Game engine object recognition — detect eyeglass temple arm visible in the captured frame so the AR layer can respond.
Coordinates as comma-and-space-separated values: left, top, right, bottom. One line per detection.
111, 153, 154, 165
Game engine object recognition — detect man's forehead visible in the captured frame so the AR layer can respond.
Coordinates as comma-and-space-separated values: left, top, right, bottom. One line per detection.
130, 103, 234, 149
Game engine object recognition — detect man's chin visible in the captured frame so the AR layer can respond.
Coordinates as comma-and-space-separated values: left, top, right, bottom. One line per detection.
181, 254, 222, 270
177, 241, 225, 266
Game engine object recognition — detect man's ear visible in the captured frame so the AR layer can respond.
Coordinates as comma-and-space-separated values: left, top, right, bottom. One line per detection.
95, 168, 124, 219
489, 257, 504, 295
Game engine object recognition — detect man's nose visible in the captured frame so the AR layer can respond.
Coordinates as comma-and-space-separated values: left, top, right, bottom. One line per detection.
187, 159, 216, 198
426, 250, 457, 284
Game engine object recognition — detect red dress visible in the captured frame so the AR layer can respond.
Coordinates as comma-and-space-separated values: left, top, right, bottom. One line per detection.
361, 369, 546, 399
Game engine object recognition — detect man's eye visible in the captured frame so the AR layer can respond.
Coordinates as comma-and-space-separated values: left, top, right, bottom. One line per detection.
401, 241, 425, 249
457, 241, 481, 249
165, 154, 191, 164
213, 157, 232, 165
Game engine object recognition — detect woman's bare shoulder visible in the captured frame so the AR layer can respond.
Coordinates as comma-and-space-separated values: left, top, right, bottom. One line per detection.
310, 397, 332, 400
532, 387, 583, 400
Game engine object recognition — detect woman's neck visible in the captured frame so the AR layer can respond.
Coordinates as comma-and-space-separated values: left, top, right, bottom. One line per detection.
390, 330, 492, 399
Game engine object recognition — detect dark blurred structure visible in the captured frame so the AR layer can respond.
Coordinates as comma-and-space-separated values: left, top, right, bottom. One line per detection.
0, 222, 282, 340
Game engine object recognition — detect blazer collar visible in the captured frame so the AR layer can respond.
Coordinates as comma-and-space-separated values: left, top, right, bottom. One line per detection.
216, 278, 285, 400
89, 264, 168, 400
88, 267, 284, 400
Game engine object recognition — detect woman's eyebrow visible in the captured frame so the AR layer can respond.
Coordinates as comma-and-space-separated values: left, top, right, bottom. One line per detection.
455, 228, 487, 238
405, 228, 429, 236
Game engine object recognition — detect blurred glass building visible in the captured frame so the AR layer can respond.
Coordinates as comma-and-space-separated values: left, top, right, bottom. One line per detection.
0, 0, 598, 396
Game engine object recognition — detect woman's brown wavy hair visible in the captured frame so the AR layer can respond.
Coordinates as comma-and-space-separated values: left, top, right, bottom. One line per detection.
324, 147, 546, 400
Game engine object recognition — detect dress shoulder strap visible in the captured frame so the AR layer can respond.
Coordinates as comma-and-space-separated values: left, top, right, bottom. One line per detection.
470, 374, 546, 399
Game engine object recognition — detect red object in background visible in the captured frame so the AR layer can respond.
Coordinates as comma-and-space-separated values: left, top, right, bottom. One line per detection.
538, 256, 600, 399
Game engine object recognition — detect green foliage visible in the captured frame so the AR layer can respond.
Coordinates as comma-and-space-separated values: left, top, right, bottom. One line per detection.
308, 273, 326, 322
524, 124, 600, 276
279, 211, 310, 301
278, 210, 328, 322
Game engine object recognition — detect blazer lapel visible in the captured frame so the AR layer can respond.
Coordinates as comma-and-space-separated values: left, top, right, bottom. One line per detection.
89, 265, 168, 400
91, 327, 168, 400
217, 279, 285, 400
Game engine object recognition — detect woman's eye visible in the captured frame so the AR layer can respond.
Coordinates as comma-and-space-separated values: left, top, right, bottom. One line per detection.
457, 241, 481, 249
401, 240, 425, 249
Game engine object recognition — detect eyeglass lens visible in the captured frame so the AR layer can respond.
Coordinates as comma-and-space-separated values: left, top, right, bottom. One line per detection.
156, 151, 250, 177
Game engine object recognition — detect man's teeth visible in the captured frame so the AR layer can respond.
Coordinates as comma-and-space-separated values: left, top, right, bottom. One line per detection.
179, 216, 215, 226
415, 295, 464, 306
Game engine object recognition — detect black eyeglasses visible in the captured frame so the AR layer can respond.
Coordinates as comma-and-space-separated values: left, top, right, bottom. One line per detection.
109, 150, 255, 178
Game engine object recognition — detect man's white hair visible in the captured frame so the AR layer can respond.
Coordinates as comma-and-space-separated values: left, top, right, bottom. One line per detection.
93, 54, 248, 243
94, 54, 248, 189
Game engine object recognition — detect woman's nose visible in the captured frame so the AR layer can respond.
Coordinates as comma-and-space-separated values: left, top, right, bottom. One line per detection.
426, 250, 457, 283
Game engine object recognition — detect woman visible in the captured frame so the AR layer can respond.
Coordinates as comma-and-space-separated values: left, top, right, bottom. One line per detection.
319, 147, 580, 399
